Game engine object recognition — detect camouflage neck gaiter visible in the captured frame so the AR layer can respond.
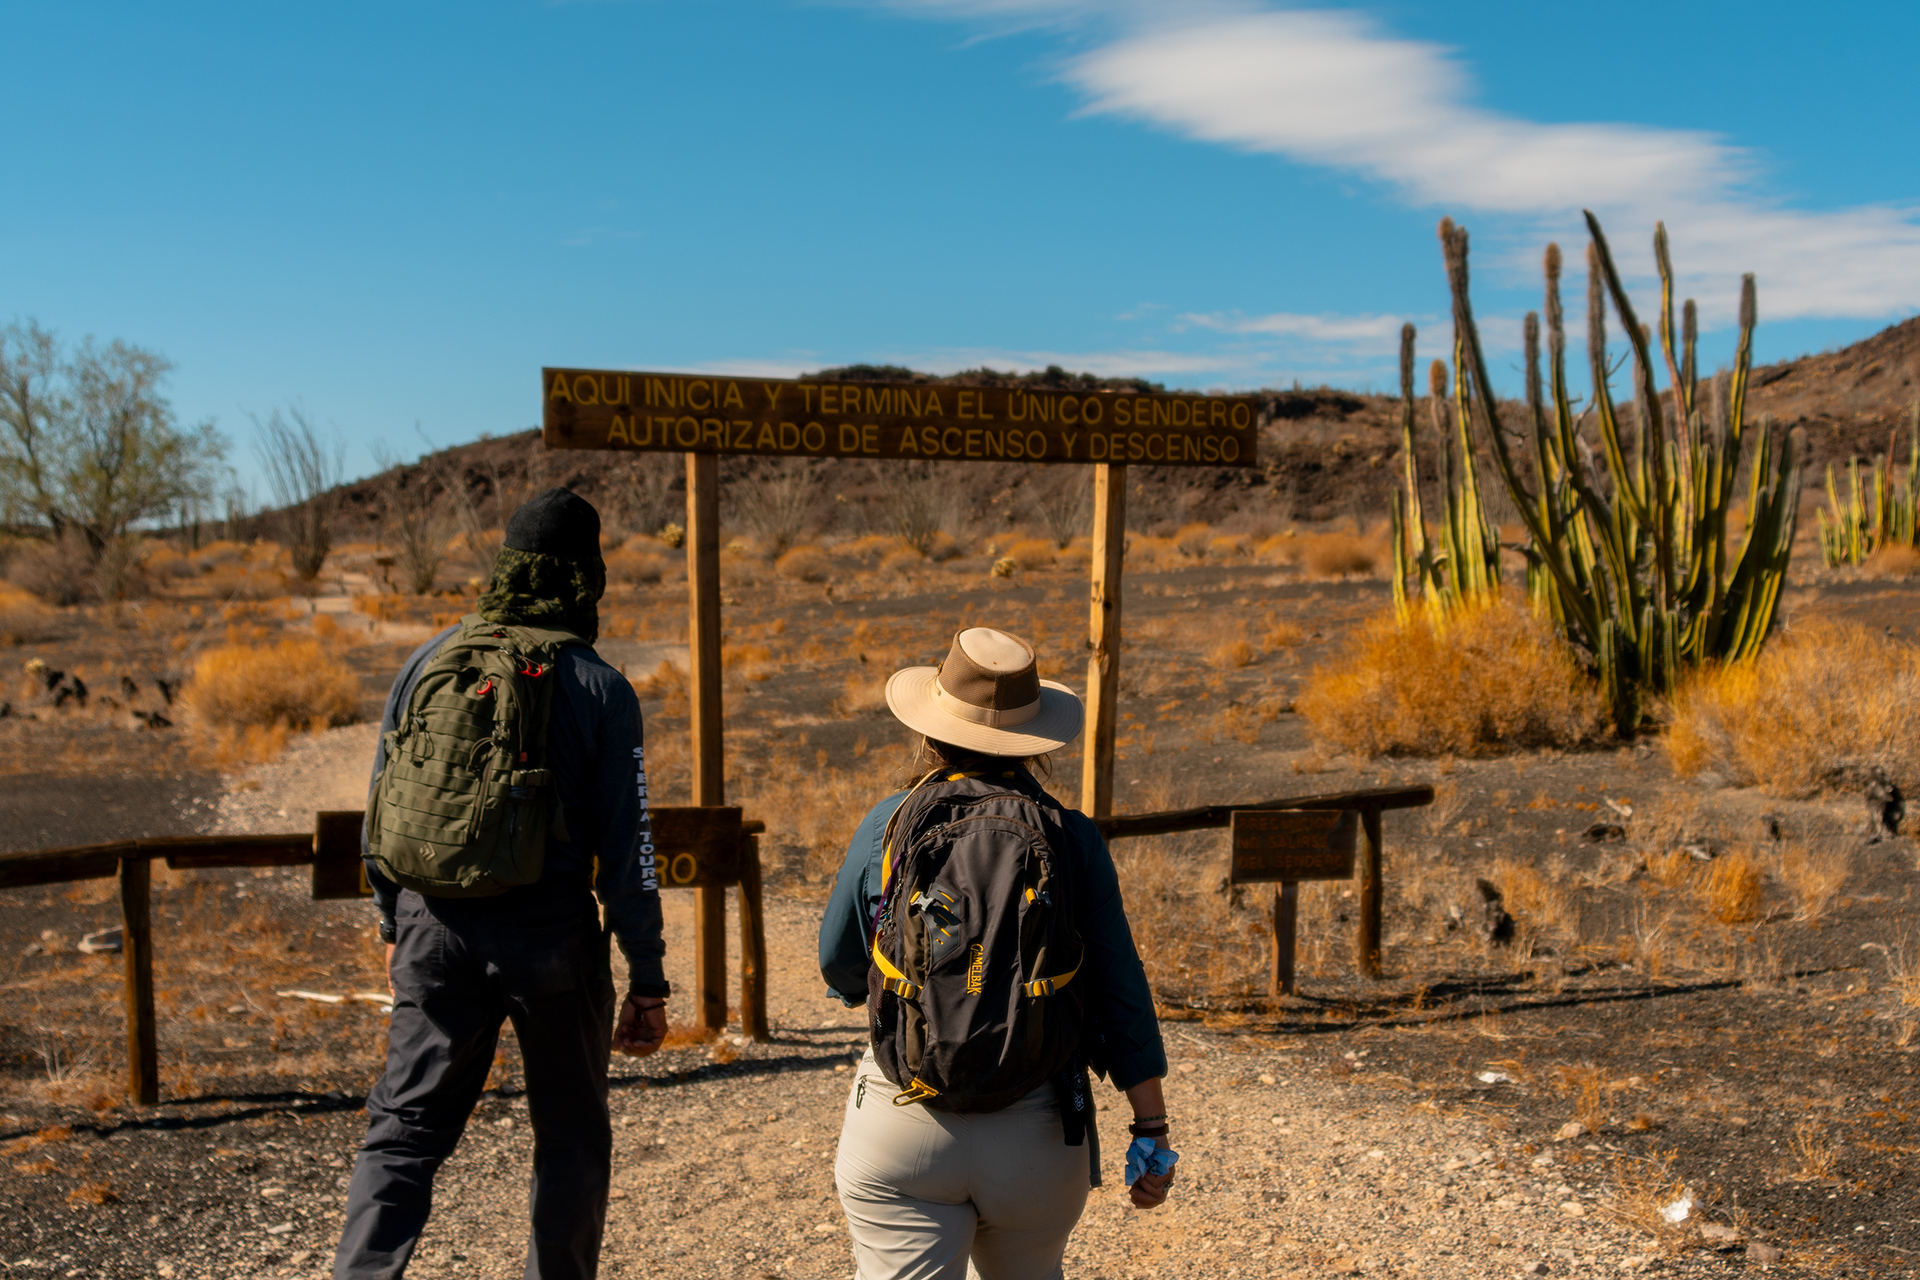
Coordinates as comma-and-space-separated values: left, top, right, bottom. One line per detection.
477, 546, 605, 643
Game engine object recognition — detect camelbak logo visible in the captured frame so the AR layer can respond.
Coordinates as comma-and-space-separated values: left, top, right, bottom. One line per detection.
966, 944, 984, 994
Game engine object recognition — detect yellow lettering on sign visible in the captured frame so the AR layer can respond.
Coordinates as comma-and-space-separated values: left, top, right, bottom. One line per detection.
964, 429, 980, 457
1061, 432, 1077, 458
1222, 437, 1240, 461
941, 427, 962, 457
703, 419, 725, 449
801, 385, 816, 413
803, 422, 826, 451
840, 424, 861, 452
572, 376, 599, 406
1232, 403, 1251, 429
862, 424, 879, 454
675, 416, 700, 448
756, 423, 777, 450
1008, 394, 1028, 422
607, 415, 631, 445
1112, 398, 1128, 426
724, 381, 744, 410
763, 383, 782, 410
779, 422, 800, 450
1027, 430, 1045, 458
688, 381, 711, 412
731, 420, 753, 448
899, 426, 920, 454
1210, 400, 1226, 427
1082, 397, 1103, 425
549, 375, 572, 402
820, 386, 838, 415
1060, 396, 1079, 425
1088, 432, 1106, 461
922, 391, 944, 417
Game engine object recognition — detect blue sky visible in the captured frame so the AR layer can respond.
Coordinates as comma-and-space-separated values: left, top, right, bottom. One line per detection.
4, 1, 1918, 487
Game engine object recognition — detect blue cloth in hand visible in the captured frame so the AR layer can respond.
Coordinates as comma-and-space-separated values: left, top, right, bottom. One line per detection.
1124, 1136, 1179, 1187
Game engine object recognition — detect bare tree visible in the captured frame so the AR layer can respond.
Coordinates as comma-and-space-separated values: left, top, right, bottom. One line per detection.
1028, 465, 1091, 548
254, 406, 342, 580
871, 460, 958, 557
731, 461, 817, 553
379, 456, 457, 593
0, 320, 226, 558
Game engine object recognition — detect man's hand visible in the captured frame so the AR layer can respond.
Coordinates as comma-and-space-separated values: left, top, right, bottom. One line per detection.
612, 994, 668, 1057
385, 943, 396, 997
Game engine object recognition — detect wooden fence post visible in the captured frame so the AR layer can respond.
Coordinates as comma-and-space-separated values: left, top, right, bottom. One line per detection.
686, 451, 729, 1032
1081, 464, 1126, 820
1269, 881, 1300, 997
120, 856, 158, 1106
737, 834, 768, 1041
1354, 805, 1384, 979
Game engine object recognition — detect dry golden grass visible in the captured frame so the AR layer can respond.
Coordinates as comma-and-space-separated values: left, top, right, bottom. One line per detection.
1488, 854, 1582, 944
1775, 843, 1850, 923
0, 583, 55, 643
1862, 543, 1920, 578
181, 637, 357, 763
1697, 849, 1764, 924
1788, 1119, 1840, 1180
1600, 1148, 1697, 1249
607, 539, 673, 584
1004, 538, 1057, 570
1262, 620, 1306, 649
1298, 530, 1384, 576
1297, 595, 1608, 757
1206, 637, 1256, 669
632, 660, 689, 717
1665, 619, 1920, 794
880, 547, 925, 576
719, 642, 774, 682
775, 546, 832, 582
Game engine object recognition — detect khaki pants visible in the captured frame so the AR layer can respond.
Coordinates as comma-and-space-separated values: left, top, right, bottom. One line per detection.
834, 1050, 1091, 1280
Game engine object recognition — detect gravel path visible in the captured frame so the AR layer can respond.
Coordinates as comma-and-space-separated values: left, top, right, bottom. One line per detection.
98, 726, 1784, 1278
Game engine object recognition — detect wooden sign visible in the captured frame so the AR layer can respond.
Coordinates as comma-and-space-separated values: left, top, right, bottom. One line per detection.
1229, 809, 1358, 885
542, 369, 1258, 468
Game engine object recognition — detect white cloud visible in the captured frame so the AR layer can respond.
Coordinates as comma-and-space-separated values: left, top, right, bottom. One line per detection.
877, 2, 1920, 323
1181, 310, 1407, 345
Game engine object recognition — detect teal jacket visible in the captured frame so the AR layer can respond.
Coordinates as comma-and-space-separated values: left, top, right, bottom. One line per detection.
817, 766, 1168, 1091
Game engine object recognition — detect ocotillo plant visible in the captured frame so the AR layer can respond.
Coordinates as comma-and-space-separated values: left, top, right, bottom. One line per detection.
1404, 213, 1802, 733
1817, 406, 1920, 566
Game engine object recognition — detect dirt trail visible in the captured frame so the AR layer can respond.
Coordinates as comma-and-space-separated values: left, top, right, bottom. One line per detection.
108, 726, 1779, 1278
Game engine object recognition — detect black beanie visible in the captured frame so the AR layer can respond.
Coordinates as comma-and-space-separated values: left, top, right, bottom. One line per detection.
503, 488, 601, 561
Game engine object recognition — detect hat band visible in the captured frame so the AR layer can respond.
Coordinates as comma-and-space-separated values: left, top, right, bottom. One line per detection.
934, 679, 1041, 729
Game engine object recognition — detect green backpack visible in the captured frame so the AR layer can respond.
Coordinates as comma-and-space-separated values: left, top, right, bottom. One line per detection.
367, 615, 584, 898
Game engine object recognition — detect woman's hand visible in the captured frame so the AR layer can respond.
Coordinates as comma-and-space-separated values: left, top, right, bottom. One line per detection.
1129, 1135, 1175, 1208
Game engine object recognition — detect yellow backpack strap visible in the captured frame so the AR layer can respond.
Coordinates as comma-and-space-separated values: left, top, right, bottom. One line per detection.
1022, 947, 1084, 999
871, 937, 921, 1000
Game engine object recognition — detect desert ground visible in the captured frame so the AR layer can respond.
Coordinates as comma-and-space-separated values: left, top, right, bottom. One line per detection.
3, 489, 1919, 1280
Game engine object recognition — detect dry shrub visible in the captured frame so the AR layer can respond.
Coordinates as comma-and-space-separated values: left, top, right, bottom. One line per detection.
880, 546, 924, 576
65, 1182, 116, 1206
1666, 619, 1920, 795
776, 546, 832, 583
1697, 849, 1764, 924
1263, 621, 1305, 649
632, 660, 689, 717
1600, 1148, 1695, 1247
1297, 530, 1384, 577
1207, 637, 1256, 669
721, 642, 774, 683
607, 539, 672, 585
0, 583, 56, 643
1004, 538, 1056, 570
7, 534, 94, 605
735, 756, 894, 892
1775, 843, 1850, 923
1297, 596, 1608, 757
182, 638, 358, 737
835, 674, 887, 714
1863, 543, 1920, 578
1172, 523, 1213, 559
1488, 854, 1580, 942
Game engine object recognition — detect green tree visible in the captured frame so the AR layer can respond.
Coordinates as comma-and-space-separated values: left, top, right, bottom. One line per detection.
0, 319, 226, 555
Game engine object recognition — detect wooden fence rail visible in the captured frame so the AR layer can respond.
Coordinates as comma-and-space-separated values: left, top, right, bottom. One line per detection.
2, 783, 1429, 1105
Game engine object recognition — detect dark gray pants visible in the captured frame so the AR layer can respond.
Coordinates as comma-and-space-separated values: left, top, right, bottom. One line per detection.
334, 888, 616, 1280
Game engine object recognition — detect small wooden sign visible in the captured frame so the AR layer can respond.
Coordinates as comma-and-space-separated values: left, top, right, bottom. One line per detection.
1229, 809, 1358, 885
542, 369, 1259, 468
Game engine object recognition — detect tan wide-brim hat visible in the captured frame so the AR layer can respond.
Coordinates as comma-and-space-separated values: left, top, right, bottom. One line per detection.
885, 627, 1084, 756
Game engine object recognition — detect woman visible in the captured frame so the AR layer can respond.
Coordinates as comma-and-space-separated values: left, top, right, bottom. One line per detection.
818, 626, 1176, 1280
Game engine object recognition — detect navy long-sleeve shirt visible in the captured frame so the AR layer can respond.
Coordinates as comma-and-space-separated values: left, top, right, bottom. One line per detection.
818, 767, 1168, 1091
364, 624, 667, 995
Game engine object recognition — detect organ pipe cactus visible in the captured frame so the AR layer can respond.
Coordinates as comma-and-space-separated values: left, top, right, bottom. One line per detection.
1397, 212, 1804, 733
1817, 405, 1920, 566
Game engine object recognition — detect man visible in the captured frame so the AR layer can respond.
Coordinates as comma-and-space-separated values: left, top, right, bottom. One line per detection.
334, 488, 667, 1280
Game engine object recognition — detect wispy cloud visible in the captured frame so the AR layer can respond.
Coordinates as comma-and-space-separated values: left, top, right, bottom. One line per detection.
1180, 310, 1407, 345
877, 2, 1920, 323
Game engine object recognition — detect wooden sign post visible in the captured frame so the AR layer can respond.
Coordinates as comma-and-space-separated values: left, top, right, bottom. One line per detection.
543, 367, 1261, 1028
1230, 809, 1359, 996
